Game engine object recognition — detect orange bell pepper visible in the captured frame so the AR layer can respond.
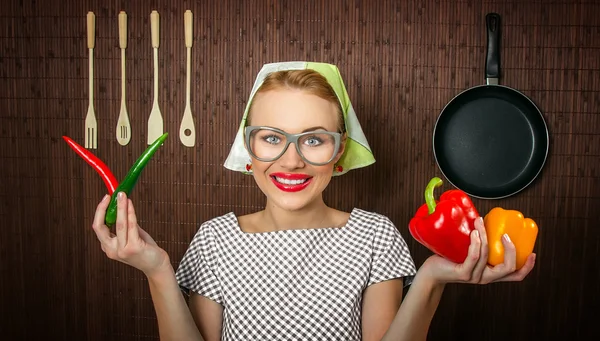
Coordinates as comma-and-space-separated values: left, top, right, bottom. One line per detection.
484, 207, 538, 269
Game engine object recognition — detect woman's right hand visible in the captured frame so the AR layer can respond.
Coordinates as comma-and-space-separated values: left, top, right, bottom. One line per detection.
92, 192, 171, 277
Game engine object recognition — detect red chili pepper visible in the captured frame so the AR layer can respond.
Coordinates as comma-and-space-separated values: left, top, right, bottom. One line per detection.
409, 177, 480, 264
62, 136, 118, 194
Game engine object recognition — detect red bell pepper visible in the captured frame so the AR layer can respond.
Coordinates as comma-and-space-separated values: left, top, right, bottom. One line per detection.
62, 136, 118, 194
409, 177, 480, 264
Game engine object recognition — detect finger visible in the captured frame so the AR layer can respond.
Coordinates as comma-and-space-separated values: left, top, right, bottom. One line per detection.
477, 216, 488, 248
115, 192, 128, 250
127, 199, 141, 242
127, 200, 158, 247
470, 217, 489, 282
483, 234, 518, 283
92, 194, 113, 244
457, 229, 481, 282
494, 253, 536, 283
501, 233, 517, 273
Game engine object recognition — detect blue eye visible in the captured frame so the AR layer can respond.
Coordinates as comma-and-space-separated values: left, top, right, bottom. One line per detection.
304, 136, 323, 147
263, 135, 281, 144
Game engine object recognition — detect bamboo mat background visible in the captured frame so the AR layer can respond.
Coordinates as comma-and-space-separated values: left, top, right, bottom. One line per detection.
1, 0, 599, 340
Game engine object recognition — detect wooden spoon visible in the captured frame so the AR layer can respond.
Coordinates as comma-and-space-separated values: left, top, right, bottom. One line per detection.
179, 10, 196, 147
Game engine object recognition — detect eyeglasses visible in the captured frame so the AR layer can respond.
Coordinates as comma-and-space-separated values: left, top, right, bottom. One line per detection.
244, 126, 342, 166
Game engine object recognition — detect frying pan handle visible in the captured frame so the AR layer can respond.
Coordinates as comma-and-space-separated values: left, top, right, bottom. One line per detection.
485, 13, 501, 84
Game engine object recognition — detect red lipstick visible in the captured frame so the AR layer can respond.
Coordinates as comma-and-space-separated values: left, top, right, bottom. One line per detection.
270, 172, 312, 192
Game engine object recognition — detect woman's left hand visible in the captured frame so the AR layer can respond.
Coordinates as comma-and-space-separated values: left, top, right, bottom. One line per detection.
421, 216, 536, 285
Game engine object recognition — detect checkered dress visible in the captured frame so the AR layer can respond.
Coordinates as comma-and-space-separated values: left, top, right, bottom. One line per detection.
175, 208, 417, 340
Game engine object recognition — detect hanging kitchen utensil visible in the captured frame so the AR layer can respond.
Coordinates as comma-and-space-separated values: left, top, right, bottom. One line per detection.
433, 13, 549, 199
179, 10, 196, 147
116, 11, 131, 146
85, 11, 97, 149
147, 10, 163, 145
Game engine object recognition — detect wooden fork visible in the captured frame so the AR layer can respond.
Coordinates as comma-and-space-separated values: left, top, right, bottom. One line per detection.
85, 11, 97, 149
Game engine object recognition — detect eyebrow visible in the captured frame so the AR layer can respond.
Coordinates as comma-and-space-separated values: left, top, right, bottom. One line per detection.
301, 126, 328, 132
255, 125, 335, 134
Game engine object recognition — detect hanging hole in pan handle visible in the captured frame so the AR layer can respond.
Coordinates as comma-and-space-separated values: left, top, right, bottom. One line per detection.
485, 13, 502, 84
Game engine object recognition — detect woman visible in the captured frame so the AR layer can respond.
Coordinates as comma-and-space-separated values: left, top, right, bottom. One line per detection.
91, 62, 536, 341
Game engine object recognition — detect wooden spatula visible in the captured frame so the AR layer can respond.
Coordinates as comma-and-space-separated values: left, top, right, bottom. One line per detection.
147, 10, 163, 145
179, 10, 196, 147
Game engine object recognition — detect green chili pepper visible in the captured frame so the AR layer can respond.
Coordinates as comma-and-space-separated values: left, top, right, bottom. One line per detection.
105, 133, 169, 226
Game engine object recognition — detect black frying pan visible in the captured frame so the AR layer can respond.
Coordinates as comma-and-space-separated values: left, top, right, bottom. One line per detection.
433, 13, 549, 199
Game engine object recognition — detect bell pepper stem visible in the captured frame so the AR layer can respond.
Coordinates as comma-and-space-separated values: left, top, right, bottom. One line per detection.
425, 177, 443, 215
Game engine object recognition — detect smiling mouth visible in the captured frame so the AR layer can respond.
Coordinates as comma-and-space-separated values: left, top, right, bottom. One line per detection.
273, 176, 308, 185
270, 173, 312, 192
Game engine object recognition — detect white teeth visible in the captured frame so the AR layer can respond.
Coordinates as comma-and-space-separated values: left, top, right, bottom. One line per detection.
274, 176, 307, 185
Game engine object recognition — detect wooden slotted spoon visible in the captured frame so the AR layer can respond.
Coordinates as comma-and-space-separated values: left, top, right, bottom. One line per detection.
116, 11, 131, 146
147, 10, 163, 145
179, 10, 196, 147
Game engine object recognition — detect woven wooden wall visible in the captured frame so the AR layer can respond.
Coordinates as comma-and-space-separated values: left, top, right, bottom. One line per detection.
1, 0, 598, 340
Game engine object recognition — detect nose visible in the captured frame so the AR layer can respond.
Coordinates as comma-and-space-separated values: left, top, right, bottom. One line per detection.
278, 143, 305, 169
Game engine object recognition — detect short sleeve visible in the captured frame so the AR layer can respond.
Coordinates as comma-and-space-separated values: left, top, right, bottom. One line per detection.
175, 222, 223, 305
368, 215, 417, 287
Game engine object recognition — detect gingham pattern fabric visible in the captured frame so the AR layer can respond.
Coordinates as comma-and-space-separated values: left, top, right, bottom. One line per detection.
175, 208, 417, 340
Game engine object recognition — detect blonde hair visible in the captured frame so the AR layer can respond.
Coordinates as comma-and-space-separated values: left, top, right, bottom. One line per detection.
247, 70, 346, 133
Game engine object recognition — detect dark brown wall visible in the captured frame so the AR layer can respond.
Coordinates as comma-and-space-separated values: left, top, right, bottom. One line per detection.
1, 0, 598, 340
